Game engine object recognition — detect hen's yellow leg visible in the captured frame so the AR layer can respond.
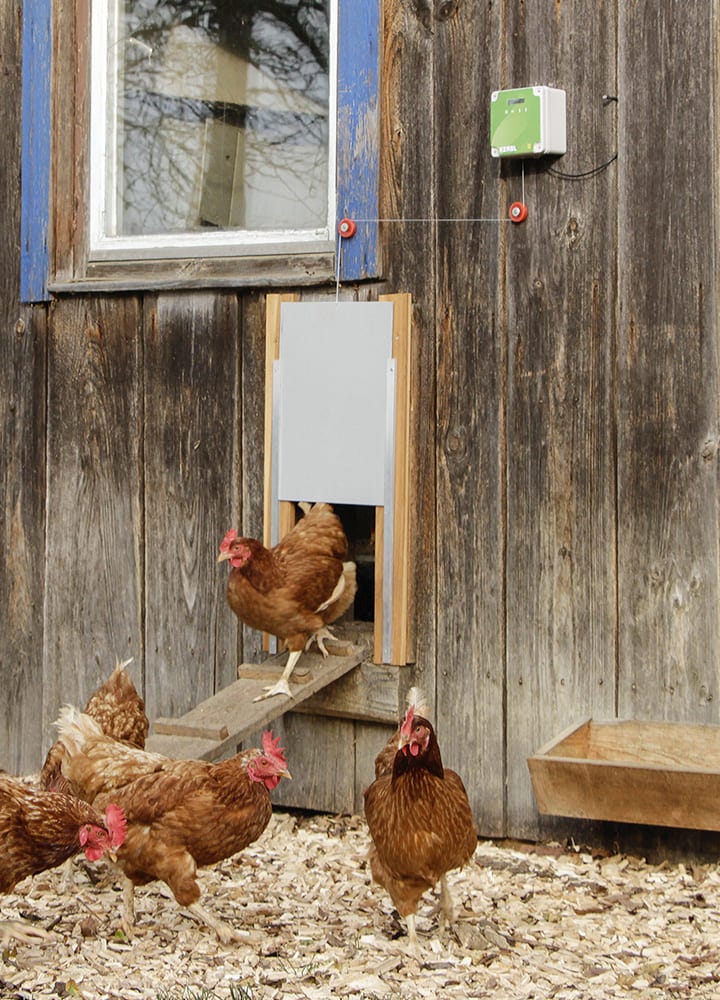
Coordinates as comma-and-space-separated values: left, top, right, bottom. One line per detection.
253, 649, 302, 701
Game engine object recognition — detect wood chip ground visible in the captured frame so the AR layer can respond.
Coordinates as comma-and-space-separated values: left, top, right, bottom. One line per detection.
2, 811, 720, 999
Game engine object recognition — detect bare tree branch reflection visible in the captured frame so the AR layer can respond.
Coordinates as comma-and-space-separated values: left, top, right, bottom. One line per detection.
111, 0, 329, 236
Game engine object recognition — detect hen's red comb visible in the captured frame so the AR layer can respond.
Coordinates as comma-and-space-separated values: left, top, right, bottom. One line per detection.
400, 704, 415, 741
262, 730, 288, 767
104, 803, 127, 848
219, 529, 238, 553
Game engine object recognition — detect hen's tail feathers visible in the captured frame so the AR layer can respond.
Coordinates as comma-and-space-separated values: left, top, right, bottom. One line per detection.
108, 656, 134, 679
406, 686, 431, 721
54, 705, 105, 757
298, 500, 334, 517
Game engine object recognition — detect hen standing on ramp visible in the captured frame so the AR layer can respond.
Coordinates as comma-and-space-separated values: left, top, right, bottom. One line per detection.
218, 501, 357, 700
364, 688, 477, 953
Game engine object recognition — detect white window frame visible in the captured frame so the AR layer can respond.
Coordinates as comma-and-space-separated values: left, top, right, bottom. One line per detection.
88, 0, 338, 262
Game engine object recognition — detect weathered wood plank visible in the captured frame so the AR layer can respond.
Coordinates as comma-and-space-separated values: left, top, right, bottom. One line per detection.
237, 293, 266, 666
379, 0, 436, 739
144, 732, 221, 761
336, 0, 382, 279
616, 4, 720, 723
353, 721, 397, 814
42, 297, 142, 743
529, 719, 720, 831
504, 4, 618, 839
433, 3, 506, 835
537, 718, 720, 769
143, 292, 240, 722
0, 0, 47, 772
291, 661, 404, 725
246, 713, 356, 814
20, 0, 51, 301
51, 0, 91, 282
150, 639, 368, 760
49, 255, 336, 293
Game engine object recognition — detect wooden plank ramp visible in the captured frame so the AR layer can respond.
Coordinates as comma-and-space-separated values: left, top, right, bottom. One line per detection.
146, 637, 370, 762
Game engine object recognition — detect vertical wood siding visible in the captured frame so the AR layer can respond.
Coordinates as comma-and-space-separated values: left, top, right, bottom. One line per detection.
1, 0, 46, 773
616, 3, 720, 726
143, 293, 241, 720
336, 0, 382, 280
432, 3, 506, 835
20, 0, 51, 302
503, 2, 618, 838
42, 298, 143, 731
2, 0, 719, 840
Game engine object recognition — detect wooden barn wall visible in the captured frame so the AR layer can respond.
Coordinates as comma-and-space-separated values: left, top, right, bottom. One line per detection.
501, 5, 619, 838
0, 0, 47, 776
616, 4, 720, 726
1, 1, 719, 842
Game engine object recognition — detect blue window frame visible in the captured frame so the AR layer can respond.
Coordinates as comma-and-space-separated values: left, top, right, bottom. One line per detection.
20, 0, 51, 302
20, 0, 380, 302
335, 1, 380, 283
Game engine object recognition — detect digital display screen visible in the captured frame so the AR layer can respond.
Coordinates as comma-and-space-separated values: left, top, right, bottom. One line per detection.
507, 98, 525, 105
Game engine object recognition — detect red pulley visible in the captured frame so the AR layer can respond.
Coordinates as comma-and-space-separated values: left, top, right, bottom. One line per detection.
509, 201, 529, 224
337, 217, 357, 238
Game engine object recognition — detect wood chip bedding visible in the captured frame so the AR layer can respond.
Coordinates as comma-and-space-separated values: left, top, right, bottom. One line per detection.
2, 812, 719, 999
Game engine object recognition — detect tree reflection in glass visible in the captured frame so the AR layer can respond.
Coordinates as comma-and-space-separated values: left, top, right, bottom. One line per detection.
109, 0, 330, 236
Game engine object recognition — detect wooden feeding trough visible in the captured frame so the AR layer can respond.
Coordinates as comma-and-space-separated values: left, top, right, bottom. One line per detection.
528, 718, 720, 832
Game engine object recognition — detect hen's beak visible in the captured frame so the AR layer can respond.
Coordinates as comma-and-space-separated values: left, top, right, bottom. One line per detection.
280, 768, 292, 780
217, 550, 231, 563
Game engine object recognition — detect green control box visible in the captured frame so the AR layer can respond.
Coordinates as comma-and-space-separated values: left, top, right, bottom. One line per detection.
490, 86, 566, 158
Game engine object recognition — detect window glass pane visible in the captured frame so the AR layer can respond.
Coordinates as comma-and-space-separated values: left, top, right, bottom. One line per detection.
108, 0, 330, 237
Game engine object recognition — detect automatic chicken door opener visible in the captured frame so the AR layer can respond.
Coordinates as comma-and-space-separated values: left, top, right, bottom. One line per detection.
490, 86, 566, 159
490, 86, 566, 223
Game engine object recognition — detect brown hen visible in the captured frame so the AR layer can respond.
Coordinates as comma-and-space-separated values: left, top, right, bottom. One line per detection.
0, 772, 126, 942
40, 658, 148, 792
55, 706, 291, 942
218, 501, 357, 699
363, 688, 477, 951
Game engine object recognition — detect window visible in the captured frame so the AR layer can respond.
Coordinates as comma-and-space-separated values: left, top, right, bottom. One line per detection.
91, 0, 334, 259
20, 0, 380, 298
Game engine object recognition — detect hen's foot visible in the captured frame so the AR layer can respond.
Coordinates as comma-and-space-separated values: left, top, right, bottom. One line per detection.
429, 875, 455, 930
119, 875, 136, 939
187, 901, 246, 943
307, 626, 337, 657
404, 913, 422, 958
0, 920, 52, 947
253, 678, 293, 701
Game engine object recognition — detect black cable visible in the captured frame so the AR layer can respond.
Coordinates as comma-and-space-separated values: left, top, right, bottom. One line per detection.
544, 93, 618, 180
545, 152, 618, 180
